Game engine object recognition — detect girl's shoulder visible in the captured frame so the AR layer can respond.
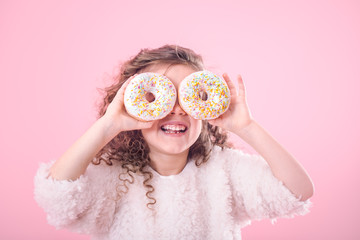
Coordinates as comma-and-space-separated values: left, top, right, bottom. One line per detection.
207, 146, 269, 176
85, 159, 127, 184
210, 146, 264, 165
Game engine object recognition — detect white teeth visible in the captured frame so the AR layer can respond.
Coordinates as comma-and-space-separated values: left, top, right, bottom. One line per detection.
161, 124, 186, 131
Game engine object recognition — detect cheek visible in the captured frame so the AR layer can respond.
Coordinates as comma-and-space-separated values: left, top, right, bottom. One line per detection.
141, 126, 156, 142
141, 130, 149, 142
191, 120, 203, 139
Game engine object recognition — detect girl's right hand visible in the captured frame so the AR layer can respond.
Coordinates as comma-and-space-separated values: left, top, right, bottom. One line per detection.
50, 75, 153, 181
102, 75, 154, 133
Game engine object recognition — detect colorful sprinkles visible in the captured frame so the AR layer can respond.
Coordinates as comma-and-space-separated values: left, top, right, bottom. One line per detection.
124, 73, 177, 121
178, 70, 231, 120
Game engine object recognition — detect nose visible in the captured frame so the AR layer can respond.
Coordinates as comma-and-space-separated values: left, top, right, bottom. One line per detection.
171, 100, 186, 116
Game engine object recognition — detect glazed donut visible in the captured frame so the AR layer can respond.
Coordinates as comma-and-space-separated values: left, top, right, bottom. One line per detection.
178, 70, 230, 120
124, 73, 177, 121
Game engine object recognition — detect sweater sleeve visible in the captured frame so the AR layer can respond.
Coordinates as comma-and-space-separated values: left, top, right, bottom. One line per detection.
224, 148, 311, 222
34, 161, 118, 234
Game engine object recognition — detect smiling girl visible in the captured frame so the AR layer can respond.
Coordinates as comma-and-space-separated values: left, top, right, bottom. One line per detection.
34, 45, 313, 240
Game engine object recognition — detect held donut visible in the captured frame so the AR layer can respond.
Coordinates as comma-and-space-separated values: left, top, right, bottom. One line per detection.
178, 70, 230, 120
124, 73, 177, 121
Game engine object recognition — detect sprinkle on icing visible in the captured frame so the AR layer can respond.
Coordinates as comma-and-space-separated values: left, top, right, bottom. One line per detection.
178, 70, 230, 120
124, 73, 177, 121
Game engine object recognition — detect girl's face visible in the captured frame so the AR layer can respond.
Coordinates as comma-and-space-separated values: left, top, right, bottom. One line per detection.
141, 64, 202, 157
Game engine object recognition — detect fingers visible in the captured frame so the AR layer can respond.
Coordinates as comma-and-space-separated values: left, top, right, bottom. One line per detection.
222, 73, 247, 98
222, 73, 237, 96
236, 75, 246, 98
113, 74, 137, 103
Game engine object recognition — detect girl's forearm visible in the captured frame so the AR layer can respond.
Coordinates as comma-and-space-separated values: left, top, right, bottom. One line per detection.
50, 117, 120, 181
235, 120, 314, 201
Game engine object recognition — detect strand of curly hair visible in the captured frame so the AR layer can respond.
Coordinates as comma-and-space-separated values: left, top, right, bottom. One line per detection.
92, 45, 229, 208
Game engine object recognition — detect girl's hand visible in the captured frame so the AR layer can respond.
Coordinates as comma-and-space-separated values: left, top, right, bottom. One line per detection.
102, 75, 154, 133
49, 75, 153, 181
208, 73, 253, 133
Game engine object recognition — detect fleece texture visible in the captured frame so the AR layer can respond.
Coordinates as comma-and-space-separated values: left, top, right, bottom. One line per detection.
34, 146, 311, 240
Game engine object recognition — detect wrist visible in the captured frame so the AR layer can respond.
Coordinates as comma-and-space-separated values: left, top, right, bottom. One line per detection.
97, 116, 123, 142
234, 119, 257, 139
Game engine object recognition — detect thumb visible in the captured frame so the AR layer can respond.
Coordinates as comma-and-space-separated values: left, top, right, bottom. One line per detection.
208, 118, 221, 127
138, 120, 155, 129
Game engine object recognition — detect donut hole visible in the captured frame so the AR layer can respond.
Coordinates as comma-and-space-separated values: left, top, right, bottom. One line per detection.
145, 92, 156, 103
198, 90, 208, 101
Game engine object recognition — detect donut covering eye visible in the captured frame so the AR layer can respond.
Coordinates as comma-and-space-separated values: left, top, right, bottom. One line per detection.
178, 71, 231, 120
124, 73, 177, 121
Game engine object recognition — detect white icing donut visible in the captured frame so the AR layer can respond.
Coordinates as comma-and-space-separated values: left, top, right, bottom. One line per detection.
178, 70, 230, 120
124, 73, 177, 121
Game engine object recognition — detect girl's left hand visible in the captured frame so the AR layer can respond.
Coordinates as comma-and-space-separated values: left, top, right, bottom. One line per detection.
208, 73, 253, 133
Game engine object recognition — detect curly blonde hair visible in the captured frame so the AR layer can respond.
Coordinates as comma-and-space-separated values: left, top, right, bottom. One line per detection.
93, 45, 228, 207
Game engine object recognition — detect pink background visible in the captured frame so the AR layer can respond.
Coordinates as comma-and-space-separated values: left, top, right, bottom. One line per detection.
1, 0, 359, 239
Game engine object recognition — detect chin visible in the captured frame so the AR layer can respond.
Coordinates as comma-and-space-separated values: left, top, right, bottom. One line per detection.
157, 144, 190, 156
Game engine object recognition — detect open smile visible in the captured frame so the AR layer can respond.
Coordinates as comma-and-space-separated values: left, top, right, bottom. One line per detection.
159, 119, 189, 136
160, 124, 188, 134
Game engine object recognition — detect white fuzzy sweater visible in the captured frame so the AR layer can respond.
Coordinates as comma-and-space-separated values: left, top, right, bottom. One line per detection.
34, 146, 310, 240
